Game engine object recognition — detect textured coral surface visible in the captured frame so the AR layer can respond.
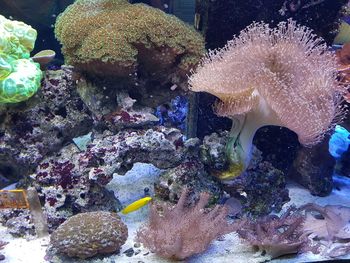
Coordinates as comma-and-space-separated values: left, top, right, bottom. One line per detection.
0, 15, 42, 103
49, 211, 128, 259
0, 66, 92, 184
55, 0, 204, 84
189, 19, 346, 146
137, 188, 236, 260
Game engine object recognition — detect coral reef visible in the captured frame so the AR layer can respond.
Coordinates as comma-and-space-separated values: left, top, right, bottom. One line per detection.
0, 15, 42, 103
301, 203, 350, 257
288, 136, 335, 196
101, 91, 159, 133
236, 207, 309, 261
76, 77, 186, 133
76, 77, 163, 124
200, 132, 289, 216
155, 157, 224, 207
236, 203, 350, 260
0, 66, 93, 183
200, 131, 230, 171
29, 145, 111, 229
155, 96, 188, 132
189, 19, 346, 179
225, 154, 290, 216
48, 211, 128, 259
137, 188, 236, 260
31, 127, 192, 229
55, 0, 204, 88
0, 209, 35, 237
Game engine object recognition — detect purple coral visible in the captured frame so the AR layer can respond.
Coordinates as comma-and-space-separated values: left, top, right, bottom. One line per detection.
236, 203, 350, 260
236, 207, 309, 260
301, 203, 350, 257
136, 188, 236, 260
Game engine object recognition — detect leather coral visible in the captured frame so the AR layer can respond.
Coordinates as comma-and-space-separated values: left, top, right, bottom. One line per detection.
189, 19, 347, 180
136, 188, 236, 260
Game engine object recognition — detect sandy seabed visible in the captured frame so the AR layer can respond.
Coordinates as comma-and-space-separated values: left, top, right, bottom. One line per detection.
1, 172, 350, 263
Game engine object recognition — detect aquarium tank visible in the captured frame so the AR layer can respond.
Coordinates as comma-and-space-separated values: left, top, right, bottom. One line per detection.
1, 0, 350, 262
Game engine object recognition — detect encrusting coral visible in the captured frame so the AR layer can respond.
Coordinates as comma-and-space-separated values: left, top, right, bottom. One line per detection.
55, 0, 204, 87
136, 188, 237, 260
0, 66, 93, 183
189, 19, 347, 180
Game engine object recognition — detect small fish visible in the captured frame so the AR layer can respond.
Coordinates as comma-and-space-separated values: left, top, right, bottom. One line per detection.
121, 196, 152, 215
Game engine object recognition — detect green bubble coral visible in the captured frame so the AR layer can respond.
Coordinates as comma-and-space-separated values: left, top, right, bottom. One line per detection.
54, 0, 204, 83
0, 15, 42, 103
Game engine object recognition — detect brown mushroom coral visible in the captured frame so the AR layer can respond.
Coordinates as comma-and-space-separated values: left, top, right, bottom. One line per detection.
189, 19, 347, 180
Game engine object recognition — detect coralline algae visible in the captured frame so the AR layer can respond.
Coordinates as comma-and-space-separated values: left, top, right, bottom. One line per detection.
0, 66, 93, 184
30, 127, 195, 230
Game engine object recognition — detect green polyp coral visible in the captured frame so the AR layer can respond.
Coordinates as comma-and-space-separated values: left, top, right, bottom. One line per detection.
0, 14, 42, 104
54, 0, 205, 81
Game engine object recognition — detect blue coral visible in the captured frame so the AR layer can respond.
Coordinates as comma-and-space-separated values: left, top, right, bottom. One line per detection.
329, 125, 350, 159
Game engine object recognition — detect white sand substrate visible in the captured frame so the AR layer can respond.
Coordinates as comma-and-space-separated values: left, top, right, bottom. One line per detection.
1, 163, 350, 263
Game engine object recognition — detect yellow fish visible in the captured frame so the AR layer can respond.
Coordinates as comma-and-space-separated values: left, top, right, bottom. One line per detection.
121, 196, 152, 214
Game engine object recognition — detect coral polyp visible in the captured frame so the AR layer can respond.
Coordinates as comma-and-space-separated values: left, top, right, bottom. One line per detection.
55, 0, 204, 86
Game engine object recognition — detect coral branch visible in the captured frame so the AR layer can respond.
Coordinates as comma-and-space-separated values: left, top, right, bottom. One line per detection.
300, 203, 350, 257
236, 207, 308, 260
136, 188, 236, 260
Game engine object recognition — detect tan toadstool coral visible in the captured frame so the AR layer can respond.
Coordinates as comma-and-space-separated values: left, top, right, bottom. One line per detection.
189, 19, 347, 180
